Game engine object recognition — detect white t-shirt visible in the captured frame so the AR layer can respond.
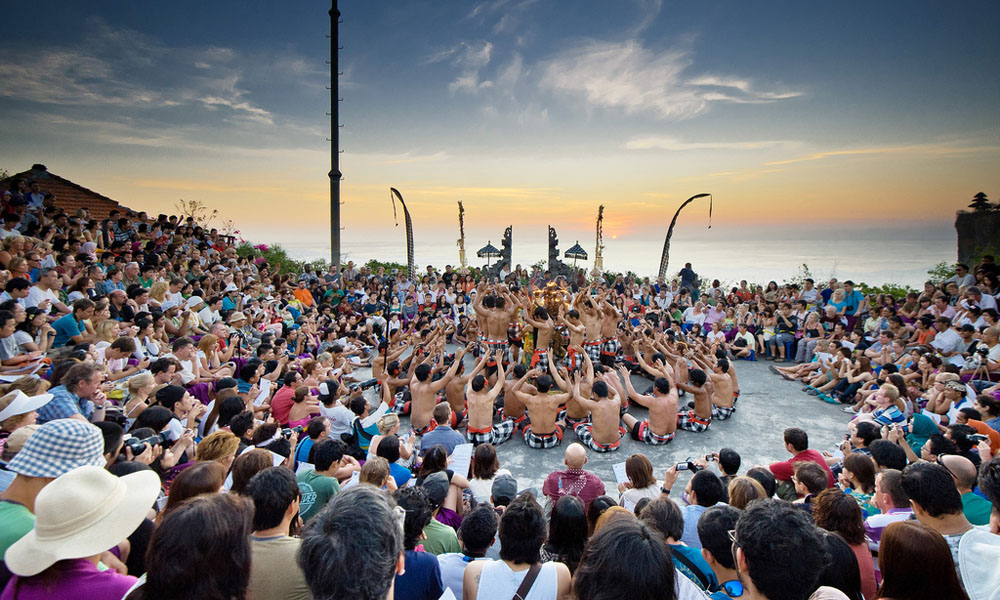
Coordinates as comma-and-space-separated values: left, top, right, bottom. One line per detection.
931, 328, 965, 366
319, 401, 356, 436
165, 353, 196, 384
24, 286, 60, 310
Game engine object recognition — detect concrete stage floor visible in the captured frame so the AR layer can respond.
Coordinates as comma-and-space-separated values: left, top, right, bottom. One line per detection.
355, 353, 848, 496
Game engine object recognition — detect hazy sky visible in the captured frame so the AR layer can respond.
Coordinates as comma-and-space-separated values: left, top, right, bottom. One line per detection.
1, 1, 997, 260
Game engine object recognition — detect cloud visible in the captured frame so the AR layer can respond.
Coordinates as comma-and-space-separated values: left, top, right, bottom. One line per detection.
428, 41, 496, 94
540, 40, 802, 119
626, 136, 800, 151
466, 0, 541, 35
764, 143, 1000, 166
0, 17, 321, 132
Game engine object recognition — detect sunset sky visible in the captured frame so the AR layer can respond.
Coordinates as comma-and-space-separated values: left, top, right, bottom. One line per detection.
1, 1, 997, 266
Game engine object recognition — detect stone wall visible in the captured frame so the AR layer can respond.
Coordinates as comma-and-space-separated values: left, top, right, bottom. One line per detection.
955, 210, 1000, 265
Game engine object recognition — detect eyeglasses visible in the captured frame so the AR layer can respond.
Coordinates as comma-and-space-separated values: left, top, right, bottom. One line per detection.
935, 456, 957, 480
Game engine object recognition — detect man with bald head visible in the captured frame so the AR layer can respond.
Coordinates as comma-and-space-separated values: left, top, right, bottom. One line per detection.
541, 442, 605, 510
940, 454, 992, 526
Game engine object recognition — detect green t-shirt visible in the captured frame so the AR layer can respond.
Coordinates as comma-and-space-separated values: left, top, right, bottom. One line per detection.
421, 517, 460, 555
0, 500, 35, 557
296, 470, 340, 522
962, 491, 992, 526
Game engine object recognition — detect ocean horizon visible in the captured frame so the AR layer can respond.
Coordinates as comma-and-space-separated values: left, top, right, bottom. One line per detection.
254, 222, 958, 289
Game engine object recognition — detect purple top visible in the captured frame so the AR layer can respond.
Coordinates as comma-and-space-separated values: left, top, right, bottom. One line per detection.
1, 558, 137, 600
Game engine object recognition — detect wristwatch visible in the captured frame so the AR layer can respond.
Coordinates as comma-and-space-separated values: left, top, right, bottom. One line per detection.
660, 486, 671, 495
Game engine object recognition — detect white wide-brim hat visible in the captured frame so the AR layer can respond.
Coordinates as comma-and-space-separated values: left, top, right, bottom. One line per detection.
0, 390, 53, 422
4, 465, 160, 576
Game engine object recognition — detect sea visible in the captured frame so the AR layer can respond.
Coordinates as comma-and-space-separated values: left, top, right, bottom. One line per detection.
259, 223, 956, 289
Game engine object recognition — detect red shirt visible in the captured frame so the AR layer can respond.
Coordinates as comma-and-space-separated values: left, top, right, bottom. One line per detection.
542, 468, 606, 509
768, 449, 836, 487
269, 385, 296, 425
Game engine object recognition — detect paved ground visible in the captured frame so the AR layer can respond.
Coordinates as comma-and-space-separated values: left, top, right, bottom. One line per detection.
355, 355, 850, 496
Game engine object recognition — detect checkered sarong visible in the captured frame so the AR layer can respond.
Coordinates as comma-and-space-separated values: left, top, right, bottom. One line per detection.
529, 349, 549, 373
601, 337, 621, 359
522, 424, 564, 449
712, 405, 736, 420
630, 420, 675, 445
466, 419, 516, 446
573, 422, 624, 453
677, 410, 711, 433
584, 341, 602, 364
557, 408, 590, 428
484, 339, 509, 365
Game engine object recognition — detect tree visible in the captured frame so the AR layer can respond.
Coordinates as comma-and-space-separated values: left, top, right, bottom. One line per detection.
174, 198, 219, 226
969, 192, 993, 211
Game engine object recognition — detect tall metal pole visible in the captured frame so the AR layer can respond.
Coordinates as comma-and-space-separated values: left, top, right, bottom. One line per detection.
329, 1, 342, 270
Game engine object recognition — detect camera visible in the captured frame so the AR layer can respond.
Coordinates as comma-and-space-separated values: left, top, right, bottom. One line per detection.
349, 378, 379, 392
977, 346, 989, 356
123, 432, 170, 456
704, 454, 717, 462
281, 425, 304, 439
675, 459, 704, 472
900, 424, 910, 434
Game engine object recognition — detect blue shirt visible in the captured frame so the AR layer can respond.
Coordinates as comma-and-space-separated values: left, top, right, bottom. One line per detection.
51, 313, 85, 348
419, 426, 465, 457
395, 550, 444, 600
389, 462, 413, 488
844, 290, 864, 315
36, 385, 89, 423
670, 543, 719, 592
680, 503, 717, 549
295, 437, 316, 464
872, 406, 905, 426
99, 280, 124, 296
222, 296, 237, 311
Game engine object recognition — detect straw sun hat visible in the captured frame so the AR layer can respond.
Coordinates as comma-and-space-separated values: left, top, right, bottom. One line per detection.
4, 465, 160, 576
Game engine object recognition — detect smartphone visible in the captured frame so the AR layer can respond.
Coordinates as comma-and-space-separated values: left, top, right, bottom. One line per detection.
968, 434, 989, 444
704, 454, 717, 462
675, 461, 691, 471
900, 424, 910, 434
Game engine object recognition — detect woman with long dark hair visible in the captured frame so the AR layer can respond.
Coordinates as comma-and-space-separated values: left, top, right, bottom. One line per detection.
876, 520, 969, 600
126, 494, 254, 600
539, 495, 588, 573
812, 489, 876, 600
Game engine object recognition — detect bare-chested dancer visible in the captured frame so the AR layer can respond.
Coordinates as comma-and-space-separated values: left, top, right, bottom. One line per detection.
618, 364, 678, 445
465, 352, 516, 446
443, 352, 476, 427
599, 295, 623, 367
569, 371, 625, 453
691, 353, 737, 420
510, 368, 571, 449
548, 350, 593, 429
575, 286, 604, 367
559, 307, 586, 371
473, 283, 518, 382
408, 344, 469, 435
673, 356, 714, 433
523, 299, 555, 374
500, 363, 532, 429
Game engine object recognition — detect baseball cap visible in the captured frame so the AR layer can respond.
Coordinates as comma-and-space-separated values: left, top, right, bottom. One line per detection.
185, 296, 203, 309
7, 419, 105, 478
491, 473, 517, 505
420, 471, 450, 507
224, 283, 239, 293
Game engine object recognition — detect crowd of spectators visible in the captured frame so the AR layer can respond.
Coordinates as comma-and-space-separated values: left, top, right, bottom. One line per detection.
0, 176, 998, 600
